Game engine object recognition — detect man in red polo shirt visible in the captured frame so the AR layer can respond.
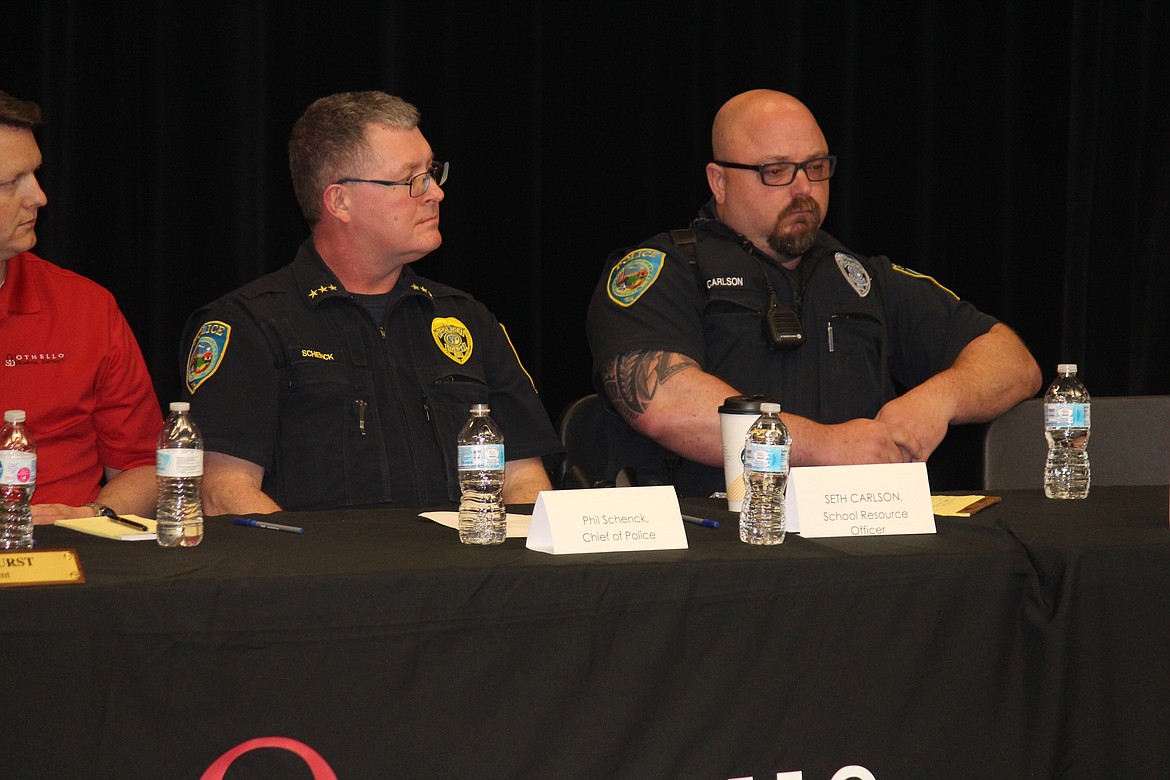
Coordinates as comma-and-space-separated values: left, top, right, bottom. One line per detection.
0, 89, 161, 522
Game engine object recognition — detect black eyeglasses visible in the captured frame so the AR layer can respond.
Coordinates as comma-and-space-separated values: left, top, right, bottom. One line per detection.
713, 155, 837, 186
335, 160, 449, 198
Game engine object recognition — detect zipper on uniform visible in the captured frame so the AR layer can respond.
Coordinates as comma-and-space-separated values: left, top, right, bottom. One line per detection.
355, 399, 368, 435
827, 321, 835, 353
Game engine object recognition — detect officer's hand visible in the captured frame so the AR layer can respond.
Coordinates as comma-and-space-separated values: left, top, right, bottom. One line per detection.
875, 394, 950, 462
788, 417, 907, 466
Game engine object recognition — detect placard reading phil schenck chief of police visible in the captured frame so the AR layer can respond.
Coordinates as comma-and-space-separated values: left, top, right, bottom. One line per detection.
527, 486, 690, 555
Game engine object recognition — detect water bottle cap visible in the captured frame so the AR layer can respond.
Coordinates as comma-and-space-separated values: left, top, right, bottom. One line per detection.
4, 409, 26, 423
1057, 363, 1077, 374
760, 402, 781, 414
169, 401, 191, 412
470, 403, 490, 415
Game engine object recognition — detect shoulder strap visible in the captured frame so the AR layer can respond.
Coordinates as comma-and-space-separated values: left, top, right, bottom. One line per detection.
669, 227, 698, 261
668, 226, 704, 291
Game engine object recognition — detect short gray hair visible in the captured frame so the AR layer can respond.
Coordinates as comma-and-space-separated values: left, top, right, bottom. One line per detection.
288, 91, 420, 224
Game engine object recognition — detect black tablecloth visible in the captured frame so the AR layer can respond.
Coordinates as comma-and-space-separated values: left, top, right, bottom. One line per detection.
2, 486, 1168, 779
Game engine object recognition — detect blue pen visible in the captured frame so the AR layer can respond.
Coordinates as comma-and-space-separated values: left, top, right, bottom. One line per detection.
233, 517, 305, 534
681, 514, 720, 529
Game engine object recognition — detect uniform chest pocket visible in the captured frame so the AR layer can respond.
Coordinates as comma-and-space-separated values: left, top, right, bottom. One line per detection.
821, 312, 888, 421
424, 372, 492, 497
702, 285, 772, 364
280, 351, 360, 423
426, 372, 490, 421
275, 352, 387, 509
826, 312, 883, 355
702, 281, 766, 316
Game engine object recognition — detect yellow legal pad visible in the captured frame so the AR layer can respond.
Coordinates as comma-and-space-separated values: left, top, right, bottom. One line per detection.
55, 515, 158, 541
931, 495, 1002, 517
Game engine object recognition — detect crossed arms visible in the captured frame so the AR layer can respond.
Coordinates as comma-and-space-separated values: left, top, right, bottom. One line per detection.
599, 323, 1042, 468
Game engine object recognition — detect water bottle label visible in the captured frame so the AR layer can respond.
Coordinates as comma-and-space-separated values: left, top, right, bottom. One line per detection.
157, 448, 204, 477
1045, 402, 1090, 429
744, 442, 789, 473
458, 443, 505, 471
0, 451, 36, 485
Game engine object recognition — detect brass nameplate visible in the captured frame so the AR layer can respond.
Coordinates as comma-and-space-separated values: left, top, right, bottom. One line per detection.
0, 548, 85, 587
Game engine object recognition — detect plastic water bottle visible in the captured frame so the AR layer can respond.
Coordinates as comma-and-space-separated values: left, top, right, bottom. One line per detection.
739, 402, 791, 545
457, 403, 506, 545
0, 410, 37, 550
1043, 363, 1091, 499
156, 402, 204, 547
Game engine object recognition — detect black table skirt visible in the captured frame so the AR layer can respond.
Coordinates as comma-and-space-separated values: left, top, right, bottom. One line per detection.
2, 486, 1168, 779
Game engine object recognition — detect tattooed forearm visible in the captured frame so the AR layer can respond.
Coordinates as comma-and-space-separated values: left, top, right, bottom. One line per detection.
601, 350, 700, 424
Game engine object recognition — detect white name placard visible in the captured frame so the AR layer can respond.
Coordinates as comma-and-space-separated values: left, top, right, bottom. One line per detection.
526, 485, 689, 555
786, 462, 936, 537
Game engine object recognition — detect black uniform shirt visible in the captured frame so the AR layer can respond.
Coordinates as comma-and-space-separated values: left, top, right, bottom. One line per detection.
586, 200, 999, 493
182, 240, 562, 510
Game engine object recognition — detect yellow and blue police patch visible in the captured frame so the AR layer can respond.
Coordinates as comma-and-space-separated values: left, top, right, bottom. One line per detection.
606, 248, 665, 307
186, 320, 231, 394
431, 316, 473, 365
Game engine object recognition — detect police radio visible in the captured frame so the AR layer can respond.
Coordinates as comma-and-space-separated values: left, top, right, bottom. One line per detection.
765, 292, 805, 349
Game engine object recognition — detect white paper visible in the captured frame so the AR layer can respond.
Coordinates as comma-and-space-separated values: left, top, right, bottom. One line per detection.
420, 511, 532, 538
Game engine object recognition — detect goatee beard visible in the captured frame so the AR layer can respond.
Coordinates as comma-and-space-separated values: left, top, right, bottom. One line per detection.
768, 195, 822, 259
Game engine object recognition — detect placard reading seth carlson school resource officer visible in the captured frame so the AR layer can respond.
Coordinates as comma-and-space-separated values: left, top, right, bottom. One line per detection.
786, 462, 936, 537
526, 485, 689, 555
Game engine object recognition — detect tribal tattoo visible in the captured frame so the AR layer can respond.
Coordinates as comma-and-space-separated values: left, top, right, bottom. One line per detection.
601, 350, 700, 424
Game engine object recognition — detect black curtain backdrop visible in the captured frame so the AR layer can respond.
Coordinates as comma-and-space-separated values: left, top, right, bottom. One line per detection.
7, 0, 1169, 489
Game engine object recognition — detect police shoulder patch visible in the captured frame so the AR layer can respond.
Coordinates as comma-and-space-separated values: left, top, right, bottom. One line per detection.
606, 248, 665, 307
432, 316, 473, 365
186, 320, 231, 394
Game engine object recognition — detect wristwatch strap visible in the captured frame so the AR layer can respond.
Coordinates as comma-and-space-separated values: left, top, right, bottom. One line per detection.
86, 502, 115, 519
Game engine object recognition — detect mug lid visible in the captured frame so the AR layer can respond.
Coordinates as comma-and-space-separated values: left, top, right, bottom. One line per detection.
718, 394, 776, 413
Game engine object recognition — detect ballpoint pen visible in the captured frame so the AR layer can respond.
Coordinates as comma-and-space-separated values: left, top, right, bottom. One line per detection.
108, 514, 151, 533
681, 514, 721, 529
233, 517, 305, 534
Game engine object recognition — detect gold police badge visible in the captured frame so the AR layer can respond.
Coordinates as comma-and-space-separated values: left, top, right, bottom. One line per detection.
431, 317, 473, 364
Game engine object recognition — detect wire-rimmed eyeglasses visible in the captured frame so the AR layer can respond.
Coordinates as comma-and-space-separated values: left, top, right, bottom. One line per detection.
712, 155, 837, 187
335, 160, 449, 197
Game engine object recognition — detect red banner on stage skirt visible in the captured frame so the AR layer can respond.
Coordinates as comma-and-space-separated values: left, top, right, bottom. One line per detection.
200, 737, 337, 780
